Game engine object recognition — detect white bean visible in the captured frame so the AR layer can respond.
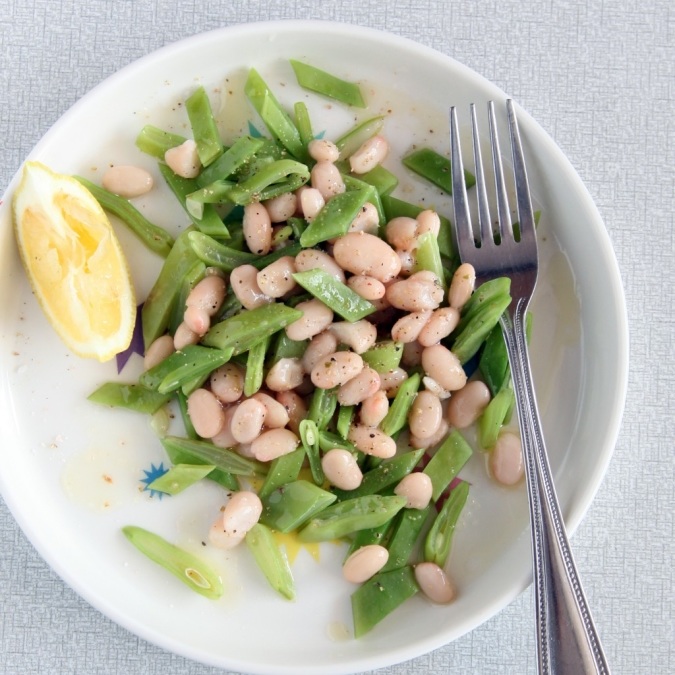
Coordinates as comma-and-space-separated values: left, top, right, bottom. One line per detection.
251, 428, 300, 462
346, 274, 386, 300
385, 272, 444, 311
311, 160, 345, 200
342, 545, 389, 583
251, 392, 290, 429
359, 390, 390, 427
418, 307, 460, 347
230, 264, 273, 310
230, 398, 267, 444
187, 388, 225, 439
186, 275, 227, 316
173, 321, 200, 350
243, 202, 272, 255
423, 375, 451, 400
210, 363, 245, 404
296, 185, 325, 221
330, 320, 377, 354
321, 448, 363, 490
338, 366, 381, 406
210, 405, 238, 448
333, 232, 401, 283
302, 331, 339, 374
164, 139, 201, 178
209, 491, 262, 549
348, 202, 379, 235
285, 299, 334, 341
311, 351, 364, 389
144, 334, 175, 371
308, 138, 340, 163
294, 248, 345, 283
397, 250, 416, 276
275, 390, 307, 435
349, 135, 389, 174
448, 262, 476, 310
265, 357, 305, 392
102, 165, 153, 198
256, 256, 297, 298
410, 419, 449, 450
386, 216, 418, 251
391, 310, 433, 343
490, 431, 524, 486
408, 390, 443, 440
183, 305, 210, 335
415, 209, 441, 237
421, 344, 467, 392
414, 562, 456, 604
446, 380, 491, 429
348, 425, 396, 458
394, 472, 433, 509
379, 367, 409, 397
263, 192, 298, 223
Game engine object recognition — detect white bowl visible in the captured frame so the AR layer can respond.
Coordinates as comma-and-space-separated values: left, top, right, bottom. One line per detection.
0, 20, 628, 674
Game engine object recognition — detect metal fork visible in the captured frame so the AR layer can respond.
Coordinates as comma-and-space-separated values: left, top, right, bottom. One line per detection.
450, 100, 610, 675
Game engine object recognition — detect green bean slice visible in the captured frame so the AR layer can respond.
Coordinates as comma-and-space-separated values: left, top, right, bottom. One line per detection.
380, 373, 421, 437
87, 382, 171, 414
381, 504, 433, 572
261, 480, 337, 533
424, 480, 470, 566
185, 86, 224, 167
122, 526, 223, 599
258, 448, 306, 501
361, 340, 404, 374
290, 60, 365, 108
135, 125, 187, 159
335, 116, 384, 160
244, 335, 270, 397
423, 430, 473, 501
402, 147, 476, 194
147, 463, 215, 495
245, 523, 295, 600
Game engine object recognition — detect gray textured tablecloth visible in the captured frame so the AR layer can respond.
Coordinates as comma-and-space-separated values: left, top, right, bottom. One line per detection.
1, 1, 673, 673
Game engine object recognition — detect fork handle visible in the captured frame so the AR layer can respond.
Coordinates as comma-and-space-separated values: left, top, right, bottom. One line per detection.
501, 301, 611, 675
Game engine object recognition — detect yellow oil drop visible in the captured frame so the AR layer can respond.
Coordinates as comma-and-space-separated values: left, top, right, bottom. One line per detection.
273, 530, 321, 564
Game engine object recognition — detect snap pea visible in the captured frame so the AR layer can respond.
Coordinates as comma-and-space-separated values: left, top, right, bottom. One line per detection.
245, 523, 295, 600
271, 224, 293, 247
345, 520, 393, 558
357, 164, 399, 196
299, 419, 324, 485
381, 504, 433, 572
243, 335, 269, 397
451, 292, 511, 365
335, 116, 384, 160
337, 405, 355, 440
381, 194, 454, 261
261, 480, 336, 533
318, 430, 360, 455
174, 390, 198, 440
423, 430, 473, 501
180, 371, 210, 397
293, 101, 314, 148
122, 526, 223, 600
158, 163, 230, 239
413, 231, 447, 292
332, 449, 425, 501
351, 566, 418, 638
161, 436, 266, 477
196, 136, 265, 187
477, 386, 515, 450
135, 124, 187, 159
292, 269, 376, 322
298, 494, 407, 543
141, 229, 201, 348
139, 345, 232, 393
245, 68, 305, 160
185, 86, 224, 167
88, 382, 171, 414
299, 186, 371, 248
402, 147, 476, 194
307, 386, 338, 431
424, 480, 470, 566
162, 438, 237, 491
147, 463, 216, 495
380, 372, 421, 437
185, 180, 235, 218
202, 303, 303, 355
258, 447, 305, 501
188, 230, 257, 271
74, 177, 174, 257
361, 340, 404, 374
290, 59, 365, 108
456, 277, 511, 328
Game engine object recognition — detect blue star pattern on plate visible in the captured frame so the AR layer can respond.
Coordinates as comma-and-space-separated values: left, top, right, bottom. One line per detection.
140, 462, 169, 499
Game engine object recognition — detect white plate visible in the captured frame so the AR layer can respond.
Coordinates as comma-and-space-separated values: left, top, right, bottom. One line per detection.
0, 20, 628, 675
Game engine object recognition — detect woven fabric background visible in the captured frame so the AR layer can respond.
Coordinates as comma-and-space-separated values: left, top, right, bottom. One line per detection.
1, 0, 673, 673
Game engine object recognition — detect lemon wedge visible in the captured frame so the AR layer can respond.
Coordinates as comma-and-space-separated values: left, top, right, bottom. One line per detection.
13, 161, 136, 362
